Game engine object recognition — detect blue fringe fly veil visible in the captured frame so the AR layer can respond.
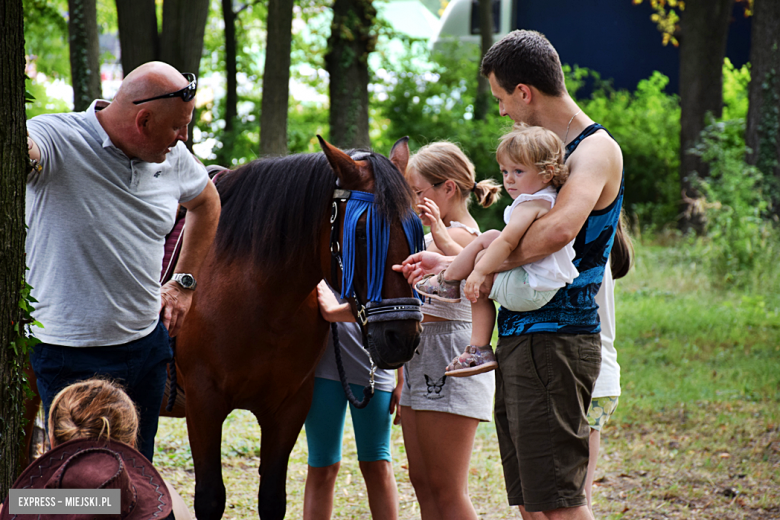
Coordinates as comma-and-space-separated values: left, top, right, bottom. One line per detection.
340, 190, 425, 302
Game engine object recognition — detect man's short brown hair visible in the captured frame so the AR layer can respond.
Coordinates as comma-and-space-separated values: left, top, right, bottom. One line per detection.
480, 30, 566, 97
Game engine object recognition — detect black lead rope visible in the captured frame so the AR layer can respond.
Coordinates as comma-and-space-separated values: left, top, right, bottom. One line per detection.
165, 336, 178, 412
330, 322, 374, 409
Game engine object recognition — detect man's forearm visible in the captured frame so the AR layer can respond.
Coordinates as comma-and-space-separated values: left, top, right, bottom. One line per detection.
499, 217, 573, 272
176, 194, 220, 278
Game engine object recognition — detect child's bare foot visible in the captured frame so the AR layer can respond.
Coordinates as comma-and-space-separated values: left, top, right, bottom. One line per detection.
445, 345, 497, 377
415, 271, 461, 303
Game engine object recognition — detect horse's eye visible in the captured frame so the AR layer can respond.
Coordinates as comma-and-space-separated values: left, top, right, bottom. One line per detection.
355, 227, 367, 242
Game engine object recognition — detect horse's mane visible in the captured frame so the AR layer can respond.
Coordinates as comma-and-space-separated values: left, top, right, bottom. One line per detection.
214, 150, 415, 268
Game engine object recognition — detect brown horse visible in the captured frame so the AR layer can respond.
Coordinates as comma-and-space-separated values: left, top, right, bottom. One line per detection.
175, 137, 423, 520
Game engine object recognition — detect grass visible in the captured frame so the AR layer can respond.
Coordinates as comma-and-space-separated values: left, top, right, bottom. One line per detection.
155, 241, 780, 519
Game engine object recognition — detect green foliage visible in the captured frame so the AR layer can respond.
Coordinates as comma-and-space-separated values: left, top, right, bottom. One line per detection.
632, 0, 683, 47
570, 68, 681, 229
375, 43, 685, 231
24, 0, 70, 80
195, 0, 335, 164
374, 45, 762, 236
10, 280, 43, 358
688, 119, 780, 289
288, 103, 331, 153
616, 242, 780, 411
374, 41, 511, 231
721, 58, 750, 121
25, 77, 71, 118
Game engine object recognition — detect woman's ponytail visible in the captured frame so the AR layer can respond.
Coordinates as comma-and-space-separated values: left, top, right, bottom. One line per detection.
610, 213, 634, 280
473, 178, 502, 208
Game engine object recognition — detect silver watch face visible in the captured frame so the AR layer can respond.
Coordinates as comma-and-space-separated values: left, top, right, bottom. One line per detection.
180, 274, 194, 288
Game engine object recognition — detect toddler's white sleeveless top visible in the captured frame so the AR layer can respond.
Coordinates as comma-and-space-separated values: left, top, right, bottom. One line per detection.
503, 186, 579, 292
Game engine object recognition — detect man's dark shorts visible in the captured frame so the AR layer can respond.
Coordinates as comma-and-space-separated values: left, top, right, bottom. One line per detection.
29, 320, 172, 462
494, 333, 601, 513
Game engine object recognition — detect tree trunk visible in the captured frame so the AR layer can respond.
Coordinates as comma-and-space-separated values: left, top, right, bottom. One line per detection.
115, 0, 210, 77
115, 0, 210, 149
222, 0, 238, 134
160, 0, 210, 77
160, 0, 210, 150
68, 0, 102, 111
474, 0, 493, 121
677, 0, 734, 233
0, 0, 30, 498
115, 0, 159, 75
745, 0, 780, 209
259, 0, 294, 155
326, 0, 375, 149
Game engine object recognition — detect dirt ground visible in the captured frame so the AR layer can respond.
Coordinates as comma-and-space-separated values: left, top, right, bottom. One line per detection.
155, 400, 779, 519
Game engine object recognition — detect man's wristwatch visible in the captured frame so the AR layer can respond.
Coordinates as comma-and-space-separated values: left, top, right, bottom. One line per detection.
172, 273, 197, 290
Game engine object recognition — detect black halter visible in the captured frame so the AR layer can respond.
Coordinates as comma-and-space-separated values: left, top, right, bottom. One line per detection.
329, 187, 422, 408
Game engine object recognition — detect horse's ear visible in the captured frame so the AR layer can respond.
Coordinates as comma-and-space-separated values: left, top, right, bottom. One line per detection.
317, 135, 362, 186
389, 136, 410, 177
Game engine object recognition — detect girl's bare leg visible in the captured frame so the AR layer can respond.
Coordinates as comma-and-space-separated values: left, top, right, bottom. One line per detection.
360, 460, 399, 520
402, 407, 480, 520
443, 230, 501, 281
401, 406, 441, 520
303, 463, 340, 520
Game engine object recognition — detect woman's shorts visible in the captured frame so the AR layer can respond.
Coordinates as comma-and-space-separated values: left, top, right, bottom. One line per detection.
489, 266, 558, 312
304, 377, 393, 467
400, 320, 495, 422
587, 396, 619, 431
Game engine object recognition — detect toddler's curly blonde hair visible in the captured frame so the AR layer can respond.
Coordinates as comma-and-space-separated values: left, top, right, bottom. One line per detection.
496, 123, 569, 188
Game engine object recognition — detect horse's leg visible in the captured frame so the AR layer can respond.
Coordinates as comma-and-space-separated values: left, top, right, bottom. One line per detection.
255, 378, 315, 520
186, 386, 231, 520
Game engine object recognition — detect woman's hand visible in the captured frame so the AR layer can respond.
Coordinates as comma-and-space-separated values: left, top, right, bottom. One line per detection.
464, 271, 487, 303
389, 368, 404, 425
419, 197, 462, 255
316, 280, 355, 322
390, 385, 403, 425
418, 198, 443, 229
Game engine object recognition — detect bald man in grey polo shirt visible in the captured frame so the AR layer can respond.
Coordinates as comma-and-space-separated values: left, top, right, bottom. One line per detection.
26, 62, 221, 461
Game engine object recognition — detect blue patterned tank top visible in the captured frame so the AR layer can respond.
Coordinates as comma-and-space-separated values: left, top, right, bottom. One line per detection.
497, 123, 624, 336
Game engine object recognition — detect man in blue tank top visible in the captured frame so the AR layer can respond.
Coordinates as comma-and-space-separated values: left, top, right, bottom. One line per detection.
395, 30, 623, 520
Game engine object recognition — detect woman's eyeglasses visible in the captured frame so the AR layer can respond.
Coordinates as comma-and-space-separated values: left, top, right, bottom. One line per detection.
133, 73, 197, 105
414, 181, 444, 198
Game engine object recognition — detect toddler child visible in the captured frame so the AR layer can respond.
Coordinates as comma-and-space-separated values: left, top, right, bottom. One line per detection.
415, 124, 578, 376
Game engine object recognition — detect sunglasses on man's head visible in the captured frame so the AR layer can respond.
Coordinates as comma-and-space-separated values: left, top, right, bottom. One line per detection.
132, 73, 197, 105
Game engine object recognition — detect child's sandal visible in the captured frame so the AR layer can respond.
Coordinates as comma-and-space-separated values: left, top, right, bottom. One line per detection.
445, 345, 497, 377
415, 271, 461, 303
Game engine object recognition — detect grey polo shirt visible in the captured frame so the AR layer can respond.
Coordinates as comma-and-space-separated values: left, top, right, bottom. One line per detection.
26, 100, 209, 346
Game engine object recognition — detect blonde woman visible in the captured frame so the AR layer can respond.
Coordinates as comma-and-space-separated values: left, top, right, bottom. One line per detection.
400, 142, 501, 520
